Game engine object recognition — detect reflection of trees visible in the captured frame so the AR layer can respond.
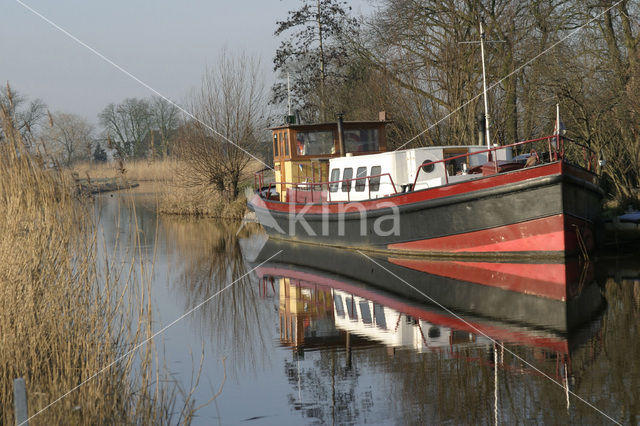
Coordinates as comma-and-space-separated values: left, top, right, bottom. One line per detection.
565, 277, 640, 424
353, 276, 640, 424
284, 349, 371, 425
161, 218, 273, 375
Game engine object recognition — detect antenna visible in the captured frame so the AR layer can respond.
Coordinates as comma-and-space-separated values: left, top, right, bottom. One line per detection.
458, 19, 504, 152
287, 72, 292, 116
479, 20, 491, 151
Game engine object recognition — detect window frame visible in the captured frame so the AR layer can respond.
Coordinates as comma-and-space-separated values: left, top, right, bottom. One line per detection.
355, 166, 367, 192
341, 167, 353, 192
369, 165, 382, 191
329, 168, 340, 192
273, 133, 279, 157
283, 132, 290, 157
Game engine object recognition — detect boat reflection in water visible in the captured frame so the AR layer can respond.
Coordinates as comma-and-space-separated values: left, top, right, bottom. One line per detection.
249, 238, 605, 382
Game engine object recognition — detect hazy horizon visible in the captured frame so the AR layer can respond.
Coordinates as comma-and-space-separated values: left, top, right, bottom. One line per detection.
2, 0, 372, 124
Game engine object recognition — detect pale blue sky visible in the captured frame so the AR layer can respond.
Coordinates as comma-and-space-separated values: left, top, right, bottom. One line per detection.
2, 0, 372, 123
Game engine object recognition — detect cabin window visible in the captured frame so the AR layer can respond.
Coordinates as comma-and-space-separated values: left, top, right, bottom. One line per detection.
346, 296, 357, 320
284, 132, 290, 156
355, 166, 367, 192
333, 294, 345, 318
345, 128, 379, 153
329, 168, 340, 192
359, 301, 372, 324
444, 149, 468, 175
341, 168, 353, 192
273, 134, 279, 157
374, 303, 386, 329
369, 165, 381, 191
296, 130, 334, 155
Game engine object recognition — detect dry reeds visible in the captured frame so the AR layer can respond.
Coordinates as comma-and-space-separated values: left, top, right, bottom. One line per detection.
158, 183, 248, 220
73, 158, 178, 183
0, 90, 182, 423
156, 158, 263, 220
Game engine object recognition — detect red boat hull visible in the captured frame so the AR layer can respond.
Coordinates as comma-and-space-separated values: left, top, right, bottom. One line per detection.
249, 161, 602, 258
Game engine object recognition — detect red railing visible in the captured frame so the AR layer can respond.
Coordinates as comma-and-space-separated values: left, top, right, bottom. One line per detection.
411, 135, 597, 188
257, 173, 398, 203
255, 134, 598, 204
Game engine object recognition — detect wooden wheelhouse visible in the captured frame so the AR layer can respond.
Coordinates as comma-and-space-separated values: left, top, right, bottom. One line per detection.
269, 116, 391, 202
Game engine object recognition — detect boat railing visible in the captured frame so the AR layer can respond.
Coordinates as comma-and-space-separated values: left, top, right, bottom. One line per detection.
257, 173, 398, 203
412, 135, 597, 188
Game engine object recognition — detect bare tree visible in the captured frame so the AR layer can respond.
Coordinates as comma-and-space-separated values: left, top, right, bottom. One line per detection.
0, 84, 47, 149
42, 112, 94, 166
349, 1, 580, 147
150, 96, 180, 159
177, 50, 266, 200
99, 98, 151, 159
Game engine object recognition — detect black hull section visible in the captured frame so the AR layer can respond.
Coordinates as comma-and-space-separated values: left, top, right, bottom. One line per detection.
250, 167, 602, 257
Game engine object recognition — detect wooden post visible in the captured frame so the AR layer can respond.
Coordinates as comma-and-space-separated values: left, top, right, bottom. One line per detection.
13, 377, 28, 426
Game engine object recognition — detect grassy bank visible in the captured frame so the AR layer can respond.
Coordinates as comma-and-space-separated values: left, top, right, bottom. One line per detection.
74, 158, 258, 220
155, 158, 261, 220
159, 185, 248, 220
0, 112, 185, 422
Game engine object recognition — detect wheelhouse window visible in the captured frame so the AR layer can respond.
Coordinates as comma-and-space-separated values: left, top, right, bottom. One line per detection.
369, 165, 381, 191
355, 166, 367, 192
345, 128, 379, 153
273, 134, 279, 157
296, 130, 334, 156
329, 168, 340, 192
284, 132, 290, 156
341, 168, 353, 192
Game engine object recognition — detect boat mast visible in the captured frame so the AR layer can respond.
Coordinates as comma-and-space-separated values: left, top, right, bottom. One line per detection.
480, 20, 491, 152
287, 72, 292, 116
556, 103, 560, 138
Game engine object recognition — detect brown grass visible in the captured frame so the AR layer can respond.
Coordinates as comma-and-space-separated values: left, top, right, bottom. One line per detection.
73, 158, 178, 183
76, 157, 260, 220
0, 97, 190, 423
156, 159, 263, 220
159, 184, 248, 220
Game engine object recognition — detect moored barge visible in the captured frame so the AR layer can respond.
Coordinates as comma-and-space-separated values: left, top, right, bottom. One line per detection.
249, 114, 603, 258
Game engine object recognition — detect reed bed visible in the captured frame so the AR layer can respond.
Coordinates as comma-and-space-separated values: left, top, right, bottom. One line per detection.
0, 100, 186, 423
159, 184, 248, 220
75, 155, 264, 220
153, 156, 258, 219
73, 158, 178, 183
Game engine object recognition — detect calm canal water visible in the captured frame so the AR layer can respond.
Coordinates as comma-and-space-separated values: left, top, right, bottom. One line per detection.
96, 186, 640, 425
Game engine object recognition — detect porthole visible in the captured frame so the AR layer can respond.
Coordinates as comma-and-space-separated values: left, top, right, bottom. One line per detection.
421, 160, 435, 173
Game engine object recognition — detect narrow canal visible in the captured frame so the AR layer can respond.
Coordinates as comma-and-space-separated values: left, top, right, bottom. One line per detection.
96, 185, 640, 425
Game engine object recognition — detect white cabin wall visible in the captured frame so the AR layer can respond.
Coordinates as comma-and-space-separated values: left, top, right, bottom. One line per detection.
468, 146, 513, 163
495, 146, 514, 161
468, 147, 489, 167
329, 151, 402, 201
411, 148, 446, 190
327, 144, 513, 201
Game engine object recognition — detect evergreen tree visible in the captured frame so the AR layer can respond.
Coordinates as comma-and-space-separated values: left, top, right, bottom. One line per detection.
93, 142, 107, 163
272, 0, 359, 122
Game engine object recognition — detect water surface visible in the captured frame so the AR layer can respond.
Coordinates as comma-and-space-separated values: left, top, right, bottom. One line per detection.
95, 186, 640, 425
